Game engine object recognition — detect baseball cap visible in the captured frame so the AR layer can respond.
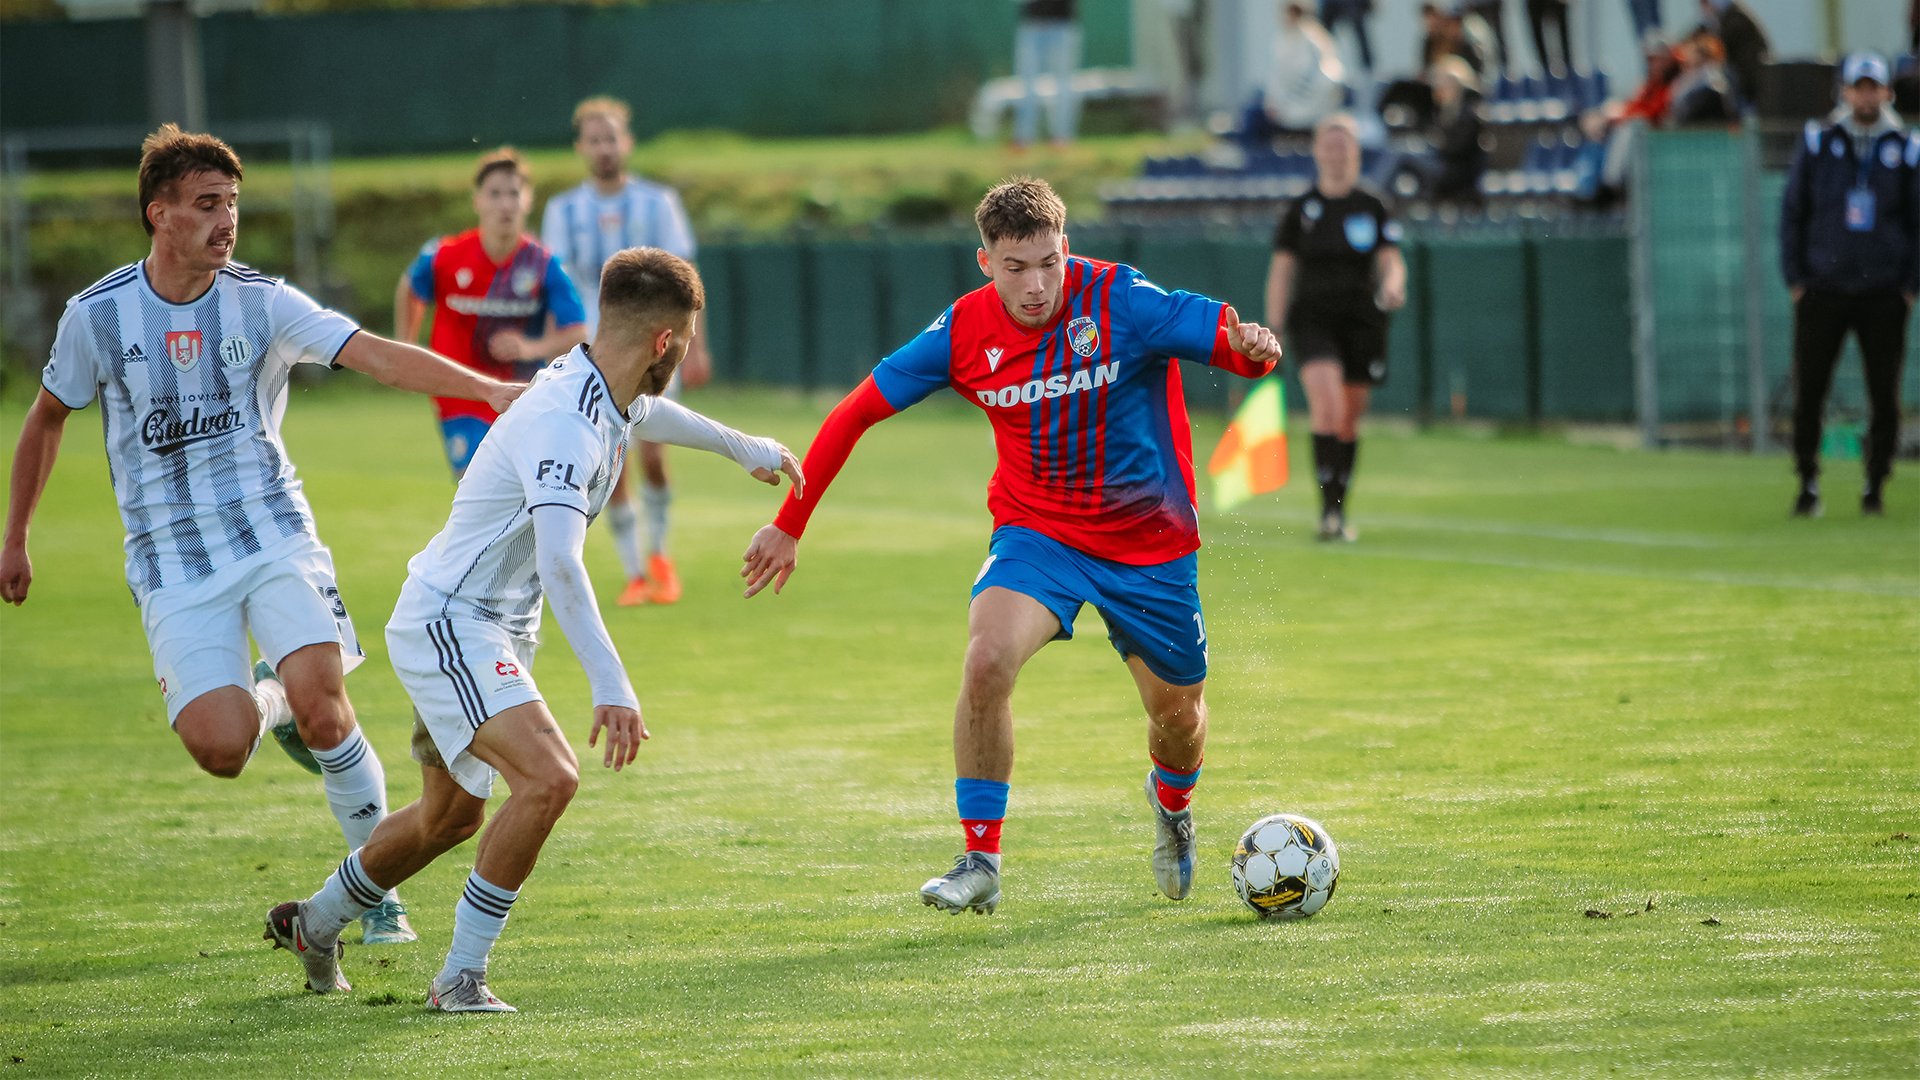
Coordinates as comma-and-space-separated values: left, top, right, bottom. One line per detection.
1841, 52, 1889, 87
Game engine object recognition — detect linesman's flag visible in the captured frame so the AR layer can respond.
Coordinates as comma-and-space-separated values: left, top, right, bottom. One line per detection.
1207, 378, 1287, 512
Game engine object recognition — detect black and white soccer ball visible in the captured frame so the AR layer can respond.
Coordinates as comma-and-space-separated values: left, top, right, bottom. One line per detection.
1230, 813, 1340, 919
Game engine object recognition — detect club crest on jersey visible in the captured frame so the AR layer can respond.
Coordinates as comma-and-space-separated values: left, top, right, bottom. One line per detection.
985, 346, 1005, 372
164, 330, 203, 372
512, 268, 538, 295
1344, 214, 1378, 252
1067, 316, 1100, 358
219, 335, 254, 369
455, 267, 474, 289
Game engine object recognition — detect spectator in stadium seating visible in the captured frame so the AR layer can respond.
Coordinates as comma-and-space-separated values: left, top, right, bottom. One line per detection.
1265, 114, 1407, 542
1696, 0, 1770, 113
1781, 52, 1917, 518
1319, 0, 1375, 74
1423, 56, 1488, 202
1526, 0, 1573, 78
1460, 0, 1508, 75
1266, 2, 1350, 134
1014, 0, 1081, 148
1579, 37, 1679, 202
1669, 30, 1739, 125
1422, 3, 1486, 76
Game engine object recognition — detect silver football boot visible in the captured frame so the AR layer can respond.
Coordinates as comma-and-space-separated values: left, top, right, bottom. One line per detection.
1144, 771, 1195, 901
918, 852, 1001, 915
428, 968, 517, 1013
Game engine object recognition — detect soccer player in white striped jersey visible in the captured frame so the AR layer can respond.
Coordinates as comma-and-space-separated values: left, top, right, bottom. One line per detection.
542, 96, 710, 608
0, 125, 524, 948
265, 247, 801, 1010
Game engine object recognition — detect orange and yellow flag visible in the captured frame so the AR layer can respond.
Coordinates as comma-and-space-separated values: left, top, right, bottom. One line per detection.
1207, 378, 1287, 512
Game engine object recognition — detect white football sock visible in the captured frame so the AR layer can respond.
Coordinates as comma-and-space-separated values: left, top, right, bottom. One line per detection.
309, 727, 388, 853
640, 482, 671, 557
253, 678, 290, 735
442, 871, 519, 979
605, 499, 645, 579
305, 850, 385, 937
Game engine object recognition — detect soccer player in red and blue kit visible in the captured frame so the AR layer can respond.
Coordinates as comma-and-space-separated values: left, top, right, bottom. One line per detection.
741, 177, 1283, 913
397, 148, 587, 477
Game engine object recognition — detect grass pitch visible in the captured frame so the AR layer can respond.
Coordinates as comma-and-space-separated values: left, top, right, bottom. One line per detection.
1, 384, 1915, 1076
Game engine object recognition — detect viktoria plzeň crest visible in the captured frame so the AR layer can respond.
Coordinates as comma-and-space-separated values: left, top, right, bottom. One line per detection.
1066, 316, 1099, 358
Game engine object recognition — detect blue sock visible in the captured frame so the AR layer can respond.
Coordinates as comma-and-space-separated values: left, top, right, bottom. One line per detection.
956, 778, 1010, 855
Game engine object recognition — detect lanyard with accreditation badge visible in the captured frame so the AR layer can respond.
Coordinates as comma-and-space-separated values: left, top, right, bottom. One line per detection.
1844, 137, 1877, 233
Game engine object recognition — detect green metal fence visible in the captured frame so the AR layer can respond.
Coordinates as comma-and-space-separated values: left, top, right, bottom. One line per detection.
1, 0, 1133, 155
700, 224, 1635, 422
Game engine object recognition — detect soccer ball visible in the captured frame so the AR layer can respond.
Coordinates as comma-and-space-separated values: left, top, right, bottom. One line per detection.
1230, 813, 1340, 919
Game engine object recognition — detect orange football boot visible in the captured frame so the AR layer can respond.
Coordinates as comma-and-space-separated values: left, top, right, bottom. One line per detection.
645, 554, 681, 605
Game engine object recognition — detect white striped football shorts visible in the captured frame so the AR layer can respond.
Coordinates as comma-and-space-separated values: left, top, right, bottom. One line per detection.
384, 598, 542, 800
140, 533, 365, 725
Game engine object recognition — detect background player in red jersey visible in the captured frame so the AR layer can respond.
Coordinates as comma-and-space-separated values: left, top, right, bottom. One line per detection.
741, 177, 1282, 914
397, 148, 588, 476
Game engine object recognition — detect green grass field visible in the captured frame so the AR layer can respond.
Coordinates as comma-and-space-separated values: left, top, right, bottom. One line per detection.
1, 384, 1915, 1076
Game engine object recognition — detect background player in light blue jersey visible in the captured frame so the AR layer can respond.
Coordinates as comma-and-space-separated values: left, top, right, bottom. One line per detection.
543, 96, 711, 607
1, 125, 524, 947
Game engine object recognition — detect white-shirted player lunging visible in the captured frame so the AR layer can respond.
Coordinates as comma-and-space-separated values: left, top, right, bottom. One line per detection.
1, 126, 524, 951
264, 247, 801, 1010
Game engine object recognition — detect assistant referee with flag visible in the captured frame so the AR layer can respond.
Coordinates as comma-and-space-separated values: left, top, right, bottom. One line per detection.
1781, 52, 1918, 518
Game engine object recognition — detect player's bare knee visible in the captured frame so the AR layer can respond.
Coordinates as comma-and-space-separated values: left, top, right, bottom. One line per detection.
519, 764, 579, 822
185, 736, 252, 779
1152, 694, 1207, 742
960, 646, 1020, 705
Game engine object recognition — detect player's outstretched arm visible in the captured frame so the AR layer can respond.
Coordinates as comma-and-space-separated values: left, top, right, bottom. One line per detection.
739, 377, 899, 599
335, 332, 525, 417
1, 389, 75, 606
531, 504, 648, 770
630, 397, 804, 496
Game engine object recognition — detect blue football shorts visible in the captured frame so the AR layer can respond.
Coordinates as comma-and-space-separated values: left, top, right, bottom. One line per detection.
970, 525, 1208, 686
439, 415, 493, 477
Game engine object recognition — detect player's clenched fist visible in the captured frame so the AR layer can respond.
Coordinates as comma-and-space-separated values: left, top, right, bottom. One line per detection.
0, 544, 31, 606
589, 704, 648, 771
740, 524, 799, 599
1223, 304, 1282, 365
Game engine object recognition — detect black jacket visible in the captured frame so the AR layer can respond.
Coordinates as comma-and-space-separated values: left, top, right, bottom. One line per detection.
1780, 114, 1920, 295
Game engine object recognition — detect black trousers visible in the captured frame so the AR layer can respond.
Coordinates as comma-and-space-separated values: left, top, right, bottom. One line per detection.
1792, 288, 1912, 485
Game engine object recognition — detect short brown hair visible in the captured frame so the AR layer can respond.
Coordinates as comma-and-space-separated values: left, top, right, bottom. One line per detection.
473, 146, 530, 189
572, 96, 632, 135
137, 124, 243, 236
974, 176, 1067, 247
599, 247, 705, 332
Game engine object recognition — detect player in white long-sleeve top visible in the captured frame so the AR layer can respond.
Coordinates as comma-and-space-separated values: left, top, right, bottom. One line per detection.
1, 125, 523, 947
265, 247, 801, 1011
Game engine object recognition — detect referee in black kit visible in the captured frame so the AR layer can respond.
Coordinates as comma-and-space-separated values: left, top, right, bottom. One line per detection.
1781, 51, 1919, 518
1265, 113, 1408, 541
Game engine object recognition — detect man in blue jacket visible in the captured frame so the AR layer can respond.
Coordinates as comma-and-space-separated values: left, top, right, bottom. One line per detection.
1781, 52, 1918, 518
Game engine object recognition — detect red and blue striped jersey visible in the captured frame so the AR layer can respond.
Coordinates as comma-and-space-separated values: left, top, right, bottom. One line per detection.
407, 229, 585, 424
776, 256, 1270, 565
